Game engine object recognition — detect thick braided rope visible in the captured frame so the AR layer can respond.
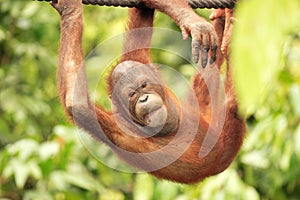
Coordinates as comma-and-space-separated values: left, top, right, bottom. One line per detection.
40, 0, 236, 9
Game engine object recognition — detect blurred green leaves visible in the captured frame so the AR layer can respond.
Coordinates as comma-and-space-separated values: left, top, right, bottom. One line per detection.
232, 0, 300, 115
133, 174, 154, 200
3, 139, 43, 189
1, 0, 300, 199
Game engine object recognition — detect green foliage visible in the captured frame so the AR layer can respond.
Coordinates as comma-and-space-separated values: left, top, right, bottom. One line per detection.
232, 0, 300, 114
0, 1, 62, 144
1, 0, 300, 200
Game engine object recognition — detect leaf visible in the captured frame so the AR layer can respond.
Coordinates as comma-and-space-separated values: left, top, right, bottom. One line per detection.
241, 151, 270, 169
21, 2, 39, 18
231, 0, 300, 115
133, 174, 154, 200
199, 169, 260, 200
294, 124, 300, 155
154, 181, 179, 200
289, 84, 300, 117
49, 171, 68, 190
13, 159, 31, 189
53, 125, 77, 142
60, 162, 104, 192
39, 141, 60, 161
100, 190, 124, 200
7, 139, 39, 161
3, 158, 42, 189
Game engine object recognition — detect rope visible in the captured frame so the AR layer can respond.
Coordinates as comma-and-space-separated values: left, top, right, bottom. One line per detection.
39, 0, 236, 9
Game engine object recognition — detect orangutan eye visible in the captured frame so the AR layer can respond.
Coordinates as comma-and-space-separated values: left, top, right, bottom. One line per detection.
141, 81, 147, 88
128, 91, 136, 98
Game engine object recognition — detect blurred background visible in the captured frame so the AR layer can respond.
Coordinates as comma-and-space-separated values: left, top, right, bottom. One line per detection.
0, 0, 300, 199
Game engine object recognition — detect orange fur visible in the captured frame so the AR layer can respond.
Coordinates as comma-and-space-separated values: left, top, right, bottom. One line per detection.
54, 0, 245, 184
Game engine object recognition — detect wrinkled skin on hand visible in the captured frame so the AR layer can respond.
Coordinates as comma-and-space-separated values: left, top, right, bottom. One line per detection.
141, 0, 219, 67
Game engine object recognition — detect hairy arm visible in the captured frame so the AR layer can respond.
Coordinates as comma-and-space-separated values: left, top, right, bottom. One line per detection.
120, 8, 154, 63
54, 2, 87, 112
142, 0, 218, 67
52, 0, 121, 143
